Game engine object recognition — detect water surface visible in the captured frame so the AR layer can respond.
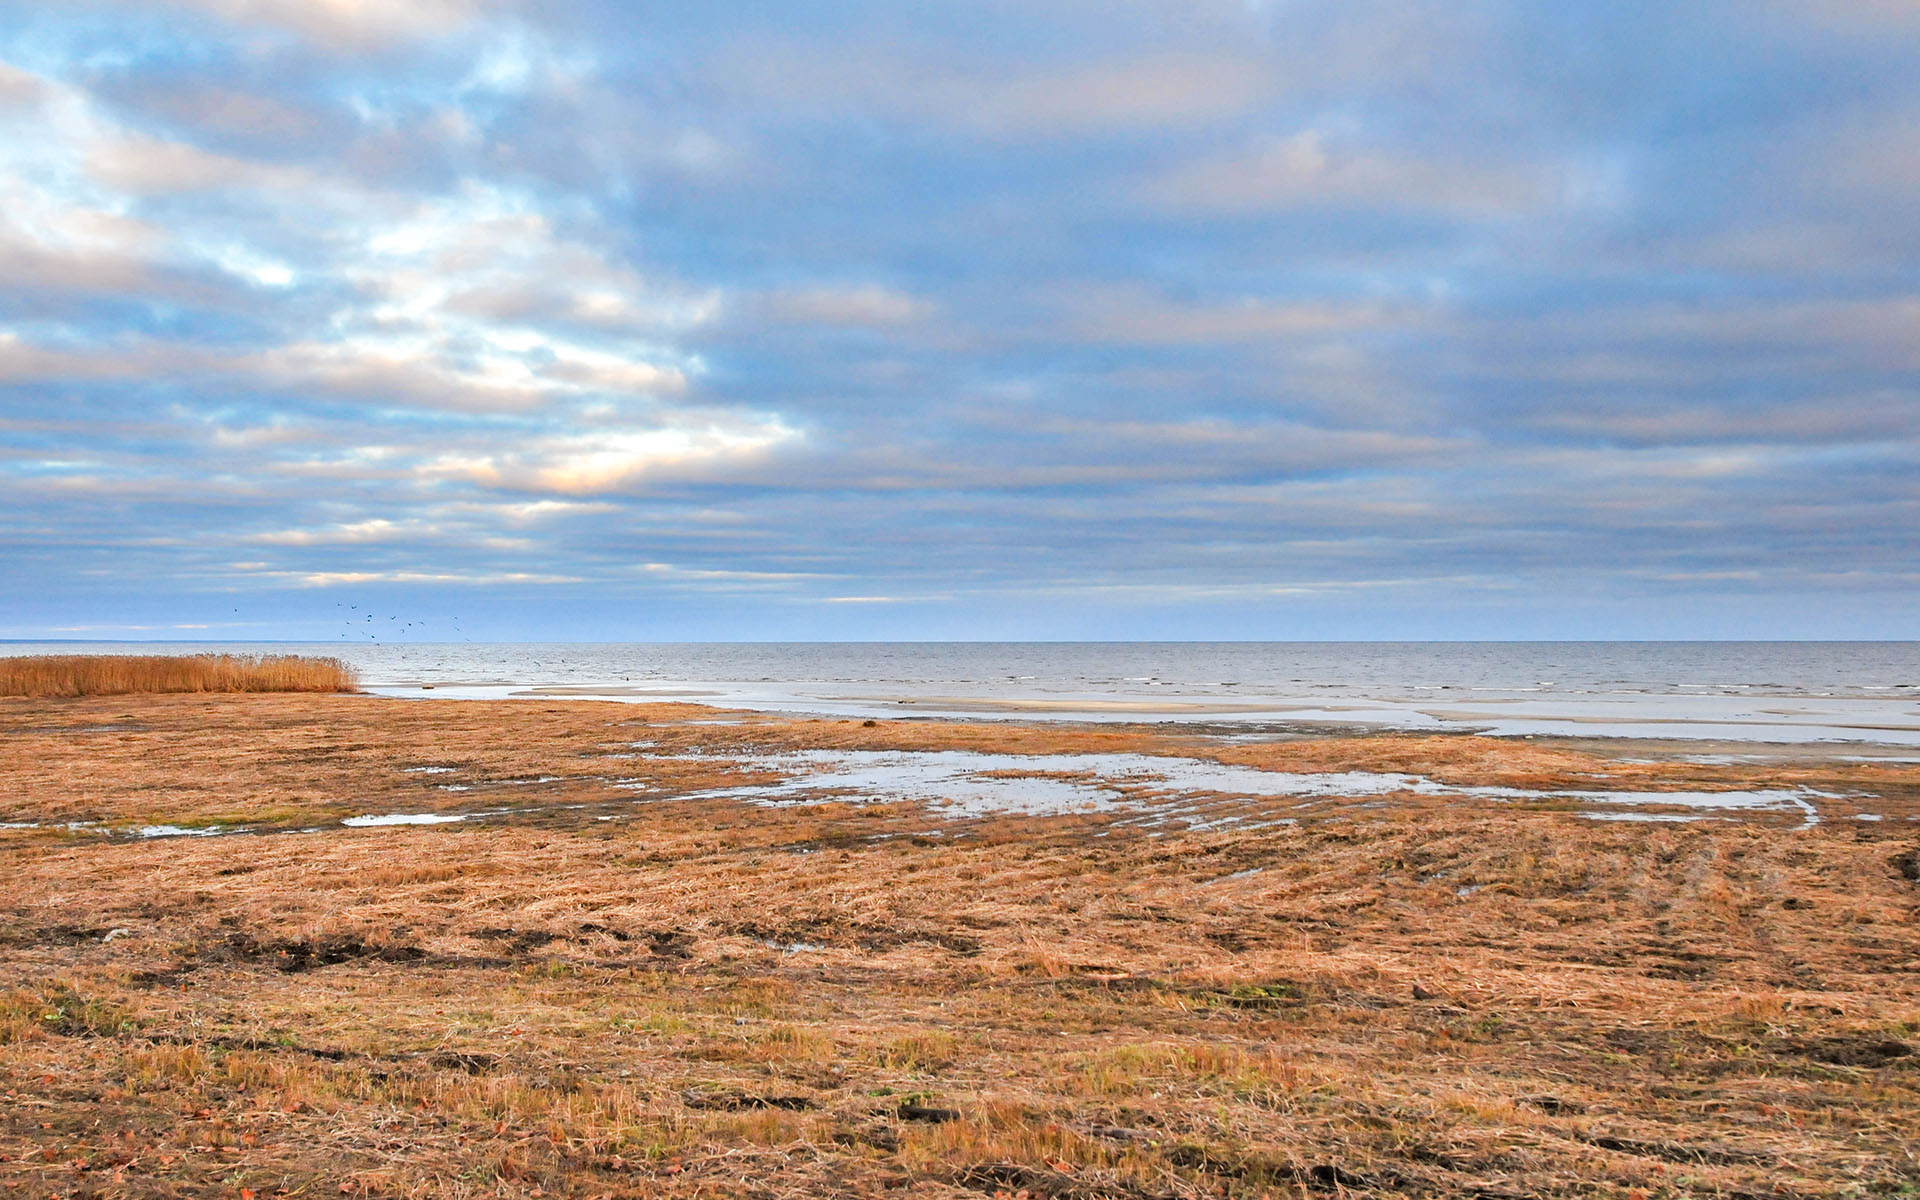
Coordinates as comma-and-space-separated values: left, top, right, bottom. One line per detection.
9, 641, 1918, 743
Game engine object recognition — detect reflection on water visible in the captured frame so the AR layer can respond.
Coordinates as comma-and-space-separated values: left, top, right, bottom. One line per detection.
668, 748, 1836, 826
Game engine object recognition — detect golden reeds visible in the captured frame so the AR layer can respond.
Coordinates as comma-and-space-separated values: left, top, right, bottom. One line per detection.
0, 653, 356, 696
1, 694, 1915, 1197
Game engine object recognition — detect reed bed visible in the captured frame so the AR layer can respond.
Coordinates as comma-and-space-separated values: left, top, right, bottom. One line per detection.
0, 653, 356, 696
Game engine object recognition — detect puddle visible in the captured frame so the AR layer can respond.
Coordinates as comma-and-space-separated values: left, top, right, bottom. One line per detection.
5, 820, 244, 839
1170, 815, 1297, 835
2, 750, 1850, 847
662, 749, 1840, 827
673, 750, 1135, 817
1205, 868, 1265, 885
438, 777, 566, 792
761, 939, 827, 955
135, 824, 227, 838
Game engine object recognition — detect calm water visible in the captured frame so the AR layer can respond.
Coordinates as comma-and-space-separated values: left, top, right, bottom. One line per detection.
9, 641, 1920, 743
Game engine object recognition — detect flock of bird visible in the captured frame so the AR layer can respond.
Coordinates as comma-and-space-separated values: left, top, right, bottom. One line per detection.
219, 603, 471, 642
332, 603, 468, 642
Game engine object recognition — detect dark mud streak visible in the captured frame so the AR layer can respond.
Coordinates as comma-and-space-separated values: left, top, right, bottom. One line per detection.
896, 1102, 960, 1123
214, 931, 427, 973
1578, 1134, 1776, 1167
1803, 1037, 1913, 1068
39, 1023, 502, 1077
683, 1091, 815, 1112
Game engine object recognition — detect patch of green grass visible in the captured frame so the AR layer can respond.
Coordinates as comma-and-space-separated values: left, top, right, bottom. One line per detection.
0, 984, 138, 1042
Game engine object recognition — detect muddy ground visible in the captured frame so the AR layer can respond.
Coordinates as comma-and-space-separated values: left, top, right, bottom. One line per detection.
2, 694, 1917, 1198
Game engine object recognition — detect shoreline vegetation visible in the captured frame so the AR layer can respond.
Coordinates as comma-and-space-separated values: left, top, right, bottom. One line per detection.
1, 691, 1915, 1197
0, 653, 356, 697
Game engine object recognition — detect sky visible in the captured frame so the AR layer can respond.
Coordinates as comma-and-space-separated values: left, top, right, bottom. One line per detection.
0, 0, 1916, 642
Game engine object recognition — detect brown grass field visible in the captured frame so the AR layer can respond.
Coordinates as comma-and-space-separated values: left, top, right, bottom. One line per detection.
1, 690, 1917, 1198
0, 655, 355, 698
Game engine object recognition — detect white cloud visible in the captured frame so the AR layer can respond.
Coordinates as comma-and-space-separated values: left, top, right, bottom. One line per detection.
247, 518, 434, 546
0, 72, 311, 304
639, 563, 831, 583
287, 569, 582, 586
426, 416, 802, 495
313, 185, 711, 411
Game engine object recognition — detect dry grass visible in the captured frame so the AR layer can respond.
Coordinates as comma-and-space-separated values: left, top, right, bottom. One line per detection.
1, 694, 1917, 1198
0, 653, 355, 697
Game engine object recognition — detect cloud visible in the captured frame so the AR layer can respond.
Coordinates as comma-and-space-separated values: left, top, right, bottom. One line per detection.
754, 285, 934, 328
161, 0, 504, 48
727, 44, 1279, 138
953, 53, 1280, 137
1060, 285, 1405, 346
1472, 297, 1920, 388
104, 82, 327, 148
424, 416, 802, 495
287, 569, 582, 586
1512, 392, 1920, 447
1765, 0, 1920, 32
1144, 130, 1552, 216
247, 517, 434, 546
3, 166, 710, 410
0, 61, 44, 109
85, 133, 307, 195
0, 227, 162, 303
2, 2, 1917, 637
0, 333, 189, 383
1808, 109, 1920, 211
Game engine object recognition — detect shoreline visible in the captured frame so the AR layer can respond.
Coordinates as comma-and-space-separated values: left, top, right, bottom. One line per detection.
354, 682, 1920, 747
